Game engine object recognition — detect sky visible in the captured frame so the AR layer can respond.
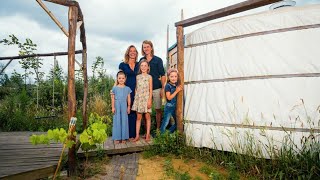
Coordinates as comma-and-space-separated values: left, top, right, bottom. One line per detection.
1, 0, 319, 81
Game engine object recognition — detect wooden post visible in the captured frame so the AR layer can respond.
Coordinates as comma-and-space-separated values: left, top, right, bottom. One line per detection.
67, 5, 77, 177
82, 49, 88, 129
166, 24, 169, 70
176, 25, 184, 133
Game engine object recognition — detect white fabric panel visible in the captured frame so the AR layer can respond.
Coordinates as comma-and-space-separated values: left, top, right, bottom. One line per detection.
185, 124, 319, 158
183, 5, 320, 155
184, 77, 320, 128
185, 5, 320, 46
185, 28, 320, 82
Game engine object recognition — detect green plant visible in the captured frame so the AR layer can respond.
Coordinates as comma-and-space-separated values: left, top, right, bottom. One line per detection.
200, 165, 224, 180
30, 128, 76, 148
163, 158, 192, 180
148, 131, 186, 156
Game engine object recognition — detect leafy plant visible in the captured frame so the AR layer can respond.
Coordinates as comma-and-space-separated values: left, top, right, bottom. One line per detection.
149, 131, 186, 156
30, 128, 76, 148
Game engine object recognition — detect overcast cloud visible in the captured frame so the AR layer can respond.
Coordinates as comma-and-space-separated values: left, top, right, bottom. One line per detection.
1, 0, 319, 79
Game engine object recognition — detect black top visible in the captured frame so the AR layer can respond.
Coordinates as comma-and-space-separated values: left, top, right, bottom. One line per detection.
119, 62, 139, 105
165, 83, 177, 105
139, 55, 165, 90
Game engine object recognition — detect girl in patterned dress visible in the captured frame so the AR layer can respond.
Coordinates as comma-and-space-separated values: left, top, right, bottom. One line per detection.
131, 60, 153, 142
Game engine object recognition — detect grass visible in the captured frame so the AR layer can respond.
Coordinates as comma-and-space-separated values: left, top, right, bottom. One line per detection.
145, 125, 320, 179
163, 158, 192, 180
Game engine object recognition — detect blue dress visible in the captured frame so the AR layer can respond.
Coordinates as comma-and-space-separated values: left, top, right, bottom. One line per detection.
119, 62, 139, 138
112, 86, 132, 140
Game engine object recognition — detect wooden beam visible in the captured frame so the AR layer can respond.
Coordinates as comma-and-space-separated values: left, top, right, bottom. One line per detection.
43, 0, 78, 7
44, 0, 84, 21
0, 50, 83, 60
77, 21, 83, 30
82, 50, 88, 129
175, 0, 281, 27
36, 0, 69, 37
0, 59, 13, 74
67, 5, 78, 177
176, 25, 184, 133
75, 59, 82, 68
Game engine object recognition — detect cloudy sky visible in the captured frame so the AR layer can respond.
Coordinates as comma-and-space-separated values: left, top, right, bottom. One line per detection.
1, 0, 319, 80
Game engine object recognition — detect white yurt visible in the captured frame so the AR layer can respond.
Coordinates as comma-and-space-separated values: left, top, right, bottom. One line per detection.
178, 4, 320, 157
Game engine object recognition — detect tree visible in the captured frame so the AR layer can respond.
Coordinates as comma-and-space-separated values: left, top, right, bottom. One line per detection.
1, 35, 44, 86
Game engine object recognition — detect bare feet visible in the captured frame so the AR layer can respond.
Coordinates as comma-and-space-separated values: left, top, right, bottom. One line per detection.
121, 140, 126, 144
114, 140, 120, 144
145, 135, 151, 142
133, 136, 140, 142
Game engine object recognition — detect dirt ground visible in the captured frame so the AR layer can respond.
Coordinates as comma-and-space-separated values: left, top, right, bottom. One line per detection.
136, 156, 218, 180
63, 154, 245, 180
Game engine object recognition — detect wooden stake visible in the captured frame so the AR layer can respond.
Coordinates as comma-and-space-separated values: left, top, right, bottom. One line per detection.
67, 5, 77, 177
82, 50, 88, 129
166, 25, 169, 70
36, 0, 69, 37
176, 25, 184, 133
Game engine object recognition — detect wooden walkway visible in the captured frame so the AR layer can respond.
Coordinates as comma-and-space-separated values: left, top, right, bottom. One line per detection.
0, 132, 152, 180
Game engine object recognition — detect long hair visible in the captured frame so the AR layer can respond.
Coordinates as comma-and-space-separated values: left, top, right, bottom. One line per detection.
141, 40, 154, 57
116, 70, 126, 85
138, 59, 150, 74
167, 68, 180, 85
123, 45, 138, 64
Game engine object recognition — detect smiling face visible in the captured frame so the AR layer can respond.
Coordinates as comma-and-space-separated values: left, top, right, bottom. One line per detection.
142, 43, 152, 56
128, 47, 137, 60
139, 61, 149, 74
117, 73, 126, 85
142, 43, 153, 56
168, 71, 178, 84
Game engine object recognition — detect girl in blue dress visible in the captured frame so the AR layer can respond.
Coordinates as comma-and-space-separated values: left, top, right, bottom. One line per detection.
111, 71, 132, 144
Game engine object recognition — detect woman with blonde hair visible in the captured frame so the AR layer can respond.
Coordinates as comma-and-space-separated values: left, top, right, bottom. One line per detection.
118, 45, 139, 140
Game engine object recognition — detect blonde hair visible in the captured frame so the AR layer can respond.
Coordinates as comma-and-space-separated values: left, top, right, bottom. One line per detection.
141, 40, 154, 56
167, 68, 180, 85
138, 59, 150, 74
124, 45, 138, 63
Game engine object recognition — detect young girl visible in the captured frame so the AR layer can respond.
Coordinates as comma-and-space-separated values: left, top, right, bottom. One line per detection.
111, 71, 132, 144
160, 68, 183, 133
131, 60, 153, 142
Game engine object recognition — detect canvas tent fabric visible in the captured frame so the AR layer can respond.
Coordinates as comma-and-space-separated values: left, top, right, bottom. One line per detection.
183, 5, 320, 156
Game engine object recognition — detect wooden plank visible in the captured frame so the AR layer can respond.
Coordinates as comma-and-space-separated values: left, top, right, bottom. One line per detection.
0, 144, 62, 149
104, 137, 114, 150
176, 25, 184, 133
175, 0, 281, 27
114, 143, 122, 149
0, 165, 56, 180
125, 140, 136, 148
0, 161, 58, 167
0, 155, 60, 161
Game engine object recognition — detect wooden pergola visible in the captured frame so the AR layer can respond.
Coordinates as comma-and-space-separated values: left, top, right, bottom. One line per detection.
0, 0, 88, 176
174, 0, 282, 133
